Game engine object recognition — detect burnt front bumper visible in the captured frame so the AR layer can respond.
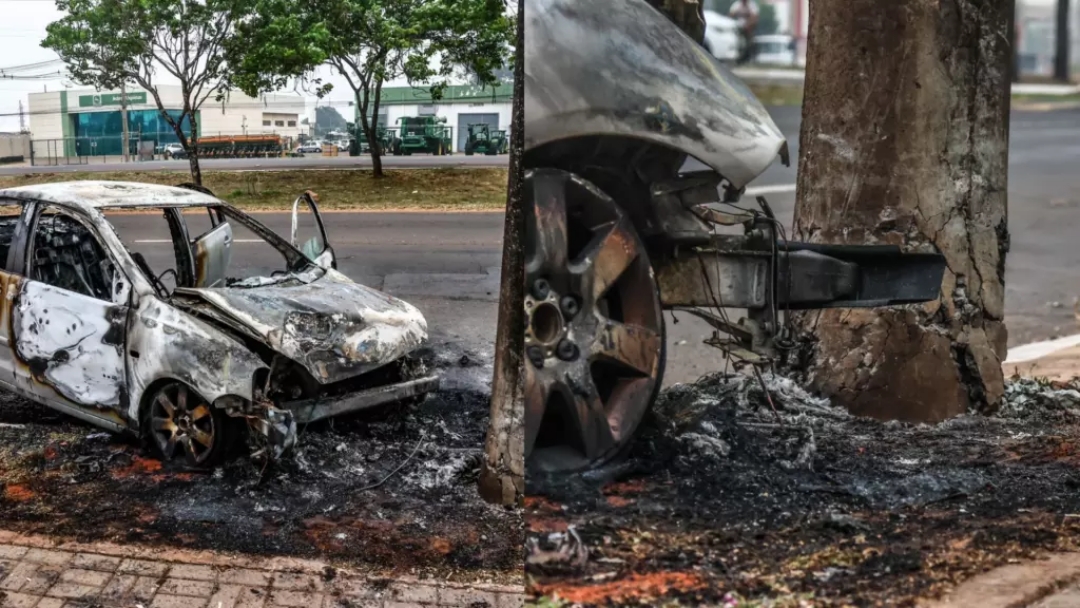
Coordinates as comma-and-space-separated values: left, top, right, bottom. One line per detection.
285, 375, 441, 424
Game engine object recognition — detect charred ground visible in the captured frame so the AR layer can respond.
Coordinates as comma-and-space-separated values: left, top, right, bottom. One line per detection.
0, 339, 521, 585
526, 373, 1080, 606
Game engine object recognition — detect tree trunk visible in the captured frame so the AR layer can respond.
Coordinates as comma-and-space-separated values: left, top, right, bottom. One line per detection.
369, 75, 385, 178
791, 0, 1012, 422
187, 112, 203, 186
479, 0, 524, 507
1008, 4, 1019, 83
1056, 0, 1071, 82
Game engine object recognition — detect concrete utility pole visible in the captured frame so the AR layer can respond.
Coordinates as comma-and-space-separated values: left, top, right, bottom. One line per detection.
792, 0, 1013, 422
1056, 0, 1071, 82
120, 82, 131, 163
479, 0, 524, 506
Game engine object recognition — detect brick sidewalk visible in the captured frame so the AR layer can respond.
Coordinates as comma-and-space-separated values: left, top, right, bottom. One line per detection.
0, 530, 523, 608
922, 553, 1080, 607
1004, 344, 1080, 380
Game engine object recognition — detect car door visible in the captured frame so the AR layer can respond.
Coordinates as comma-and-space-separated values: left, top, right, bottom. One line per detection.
11, 204, 131, 419
290, 191, 336, 269
0, 198, 31, 389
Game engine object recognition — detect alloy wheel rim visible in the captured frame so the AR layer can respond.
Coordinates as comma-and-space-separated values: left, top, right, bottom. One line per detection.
150, 383, 216, 465
524, 168, 664, 473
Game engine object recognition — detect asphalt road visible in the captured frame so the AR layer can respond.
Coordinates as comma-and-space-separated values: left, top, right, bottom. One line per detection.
2, 153, 508, 175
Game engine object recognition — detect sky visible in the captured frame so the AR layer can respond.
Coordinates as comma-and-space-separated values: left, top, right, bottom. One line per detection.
0, 0, 441, 133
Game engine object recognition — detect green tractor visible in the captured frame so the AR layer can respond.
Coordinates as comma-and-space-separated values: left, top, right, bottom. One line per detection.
348, 124, 395, 156
464, 123, 508, 156
390, 116, 452, 156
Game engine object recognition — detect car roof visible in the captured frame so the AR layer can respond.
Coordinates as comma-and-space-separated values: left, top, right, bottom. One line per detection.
0, 181, 223, 212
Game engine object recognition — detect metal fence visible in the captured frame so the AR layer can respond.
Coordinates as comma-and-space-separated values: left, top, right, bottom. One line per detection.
29, 132, 303, 167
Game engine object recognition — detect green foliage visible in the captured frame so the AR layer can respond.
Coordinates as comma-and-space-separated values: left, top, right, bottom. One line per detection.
230, 0, 514, 171
42, 0, 253, 182
707, 0, 780, 35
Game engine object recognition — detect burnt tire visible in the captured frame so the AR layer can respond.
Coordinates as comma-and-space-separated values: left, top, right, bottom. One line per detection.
524, 168, 667, 474
142, 382, 239, 468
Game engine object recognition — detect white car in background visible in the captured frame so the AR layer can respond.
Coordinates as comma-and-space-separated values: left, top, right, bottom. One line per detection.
703, 10, 739, 62
752, 34, 797, 66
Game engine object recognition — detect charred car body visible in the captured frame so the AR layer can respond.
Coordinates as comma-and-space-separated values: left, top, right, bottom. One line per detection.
0, 181, 438, 466
523, 0, 947, 473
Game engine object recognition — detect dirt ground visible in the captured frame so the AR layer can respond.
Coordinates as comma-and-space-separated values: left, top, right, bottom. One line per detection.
526, 372, 1080, 606
0, 338, 521, 586
0, 168, 509, 211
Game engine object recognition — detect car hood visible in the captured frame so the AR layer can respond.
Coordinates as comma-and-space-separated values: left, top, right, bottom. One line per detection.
173, 268, 428, 384
525, 0, 786, 188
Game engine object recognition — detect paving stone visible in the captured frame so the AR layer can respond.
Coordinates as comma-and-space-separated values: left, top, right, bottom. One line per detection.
60, 568, 112, 587
272, 572, 324, 591
71, 553, 122, 572
323, 596, 380, 608
0, 562, 38, 592
385, 603, 427, 608
235, 586, 269, 608
439, 586, 498, 607
99, 574, 137, 600
0, 546, 28, 561
270, 589, 325, 607
33, 599, 65, 608
43, 581, 102, 599
0, 591, 41, 608
153, 594, 210, 608
219, 567, 272, 587
21, 550, 71, 567
119, 558, 171, 577
208, 583, 246, 608
168, 564, 217, 581
130, 576, 163, 601
497, 594, 526, 608
386, 581, 438, 604
19, 565, 63, 594
158, 577, 215, 597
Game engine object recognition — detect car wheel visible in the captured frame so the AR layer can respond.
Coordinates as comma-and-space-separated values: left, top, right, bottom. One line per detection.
524, 168, 666, 474
143, 382, 237, 468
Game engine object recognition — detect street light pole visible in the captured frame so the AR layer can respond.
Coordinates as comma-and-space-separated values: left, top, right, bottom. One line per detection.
120, 82, 131, 163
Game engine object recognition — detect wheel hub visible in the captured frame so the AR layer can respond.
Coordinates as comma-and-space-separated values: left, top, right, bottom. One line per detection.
524, 168, 665, 473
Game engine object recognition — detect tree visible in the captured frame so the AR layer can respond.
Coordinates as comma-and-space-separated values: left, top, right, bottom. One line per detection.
479, 0, 523, 507
230, 0, 513, 178
43, 0, 246, 185
315, 105, 349, 135
791, 0, 1013, 422
1056, 0, 1071, 82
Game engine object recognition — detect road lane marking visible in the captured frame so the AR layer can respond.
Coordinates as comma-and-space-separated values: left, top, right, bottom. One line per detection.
134, 239, 264, 243
745, 184, 797, 195
1005, 333, 1080, 364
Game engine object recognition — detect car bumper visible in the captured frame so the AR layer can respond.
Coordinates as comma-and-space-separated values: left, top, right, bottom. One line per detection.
285, 375, 441, 424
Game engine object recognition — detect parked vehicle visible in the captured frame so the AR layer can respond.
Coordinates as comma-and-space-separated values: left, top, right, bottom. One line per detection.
752, 34, 797, 66
0, 182, 438, 467
390, 117, 452, 156
524, 0, 946, 474
296, 143, 323, 154
169, 135, 284, 160
161, 143, 185, 159
703, 10, 740, 62
464, 124, 508, 156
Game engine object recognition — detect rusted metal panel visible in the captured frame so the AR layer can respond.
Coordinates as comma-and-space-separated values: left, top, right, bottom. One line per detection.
655, 251, 768, 309
525, 0, 786, 189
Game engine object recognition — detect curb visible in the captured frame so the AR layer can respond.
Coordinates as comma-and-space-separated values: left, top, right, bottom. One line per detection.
0, 529, 523, 596
921, 553, 1080, 608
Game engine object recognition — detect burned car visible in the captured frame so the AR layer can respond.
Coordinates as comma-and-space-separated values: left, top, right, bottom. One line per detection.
0, 181, 438, 466
524, 0, 946, 473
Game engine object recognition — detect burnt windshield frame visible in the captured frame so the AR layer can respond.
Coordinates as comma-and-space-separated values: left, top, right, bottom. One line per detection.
210, 204, 313, 272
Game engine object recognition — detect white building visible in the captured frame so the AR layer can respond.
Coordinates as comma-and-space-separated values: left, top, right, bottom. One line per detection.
28, 85, 307, 157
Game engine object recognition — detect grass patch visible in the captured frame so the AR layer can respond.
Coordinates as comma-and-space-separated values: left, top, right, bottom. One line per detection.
748, 83, 804, 107
0, 168, 509, 212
